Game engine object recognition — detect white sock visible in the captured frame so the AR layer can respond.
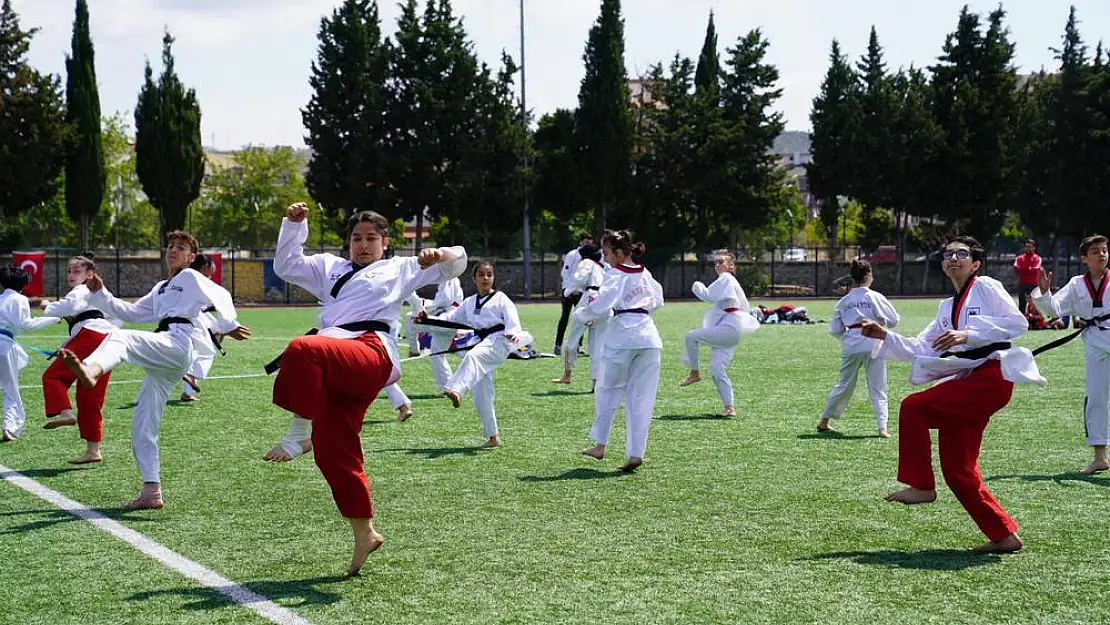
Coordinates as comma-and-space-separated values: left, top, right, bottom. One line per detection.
277, 415, 312, 457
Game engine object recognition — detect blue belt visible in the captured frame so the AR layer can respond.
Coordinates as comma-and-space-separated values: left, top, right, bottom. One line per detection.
0, 329, 11, 339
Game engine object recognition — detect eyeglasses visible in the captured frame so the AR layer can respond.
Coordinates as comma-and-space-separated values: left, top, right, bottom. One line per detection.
942, 249, 971, 261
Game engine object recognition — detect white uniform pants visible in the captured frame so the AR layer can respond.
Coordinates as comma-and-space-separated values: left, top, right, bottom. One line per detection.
821, 351, 888, 430
590, 347, 661, 459
405, 310, 423, 353
428, 328, 456, 390
563, 319, 599, 379
385, 383, 410, 410
1084, 343, 1110, 446
681, 325, 741, 408
445, 337, 512, 438
86, 328, 192, 483
0, 341, 29, 437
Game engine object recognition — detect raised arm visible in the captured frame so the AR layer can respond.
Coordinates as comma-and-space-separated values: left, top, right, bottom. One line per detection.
87, 273, 158, 324
1031, 270, 1076, 319
274, 209, 331, 298
14, 298, 60, 332
42, 287, 84, 318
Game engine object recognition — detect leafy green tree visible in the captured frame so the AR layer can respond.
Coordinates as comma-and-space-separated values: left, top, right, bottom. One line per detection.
64, 0, 104, 252
808, 39, 861, 246
134, 31, 204, 243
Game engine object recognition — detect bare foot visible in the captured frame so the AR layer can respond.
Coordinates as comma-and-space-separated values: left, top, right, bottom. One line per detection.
485, 435, 501, 449
43, 416, 77, 430
878, 429, 890, 439
582, 445, 605, 460
179, 394, 197, 402
884, 487, 937, 504
1079, 459, 1110, 475
67, 452, 102, 465
182, 374, 199, 393
816, 418, 832, 432
1, 430, 16, 442
722, 406, 736, 418
974, 533, 1023, 553
59, 349, 101, 390
124, 494, 164, 511
551, 376, 572, 384
679, 373, 701, 387
443, 390, 461, 408
263, 438, 313, 462
619, 457, 644, 473
396, 404, 413, 423
347, 528, 384, 577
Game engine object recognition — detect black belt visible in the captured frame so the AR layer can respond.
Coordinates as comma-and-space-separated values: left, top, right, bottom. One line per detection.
614, 308, 648, 315
264, 320, 391, 374
585, 286, 600, 291
156, 317, 193, 332
66, 310, 105, 333
1032, 313, 1110, 356
942, 342, 1011, 359
0, 329, 11, 339
475, 324, 506, 339
413, 316, 505, 339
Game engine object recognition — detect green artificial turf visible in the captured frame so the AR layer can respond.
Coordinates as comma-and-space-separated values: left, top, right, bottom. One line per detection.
0, 300, 1108, 625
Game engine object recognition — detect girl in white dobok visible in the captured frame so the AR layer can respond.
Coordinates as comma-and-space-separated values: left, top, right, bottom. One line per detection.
678, 250, 760, 417
552, 244, 606, 388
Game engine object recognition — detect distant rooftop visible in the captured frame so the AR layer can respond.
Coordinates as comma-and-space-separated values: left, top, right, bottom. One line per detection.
771, 131, 811, 155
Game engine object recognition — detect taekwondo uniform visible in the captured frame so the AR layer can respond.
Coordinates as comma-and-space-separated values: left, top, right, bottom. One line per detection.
574, 263, 664, 460
562, 257, 607, 381
681, 272, 760, 410
272, 216, 466, 518
555, 246, 584, 352
0, 289, 59, 438
1033, 272, 1110, 447
876, 275, 1044, 542
85, 269, 240, 486
408, 278, 464, 390
42, 284, 122, 442
821, 286, 900, 431
436, 290, 529, 440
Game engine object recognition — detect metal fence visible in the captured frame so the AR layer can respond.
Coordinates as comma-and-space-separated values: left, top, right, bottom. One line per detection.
1, 245, 1085, 304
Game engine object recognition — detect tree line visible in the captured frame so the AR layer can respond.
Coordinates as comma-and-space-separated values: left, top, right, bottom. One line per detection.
3, 0, 1108, 265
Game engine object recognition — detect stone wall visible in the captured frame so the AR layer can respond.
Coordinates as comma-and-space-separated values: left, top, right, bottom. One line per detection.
2, 252, 1084, 302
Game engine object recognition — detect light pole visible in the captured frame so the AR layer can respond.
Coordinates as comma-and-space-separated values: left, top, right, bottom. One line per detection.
519, 0, 532, 298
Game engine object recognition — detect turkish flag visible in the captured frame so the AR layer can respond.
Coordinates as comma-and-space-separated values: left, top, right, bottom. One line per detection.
12, 251, 45, 297
207, 252, 223, 285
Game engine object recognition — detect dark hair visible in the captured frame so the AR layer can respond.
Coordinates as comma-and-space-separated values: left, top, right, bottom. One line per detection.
0, 266, 31, 292
472, 260, 495, 277
602, 229, 645, 259
166, 230, 199, 254
1024, 238, 1036, 249
578, 233, 594, 243
850, 259, 872, 284
190, 253, 211, 272
69, 255, 96, 272
579, 244, 602, 263
947, 236, 984, 263
1080, 234, 1108, 256
346, 211, 390, 241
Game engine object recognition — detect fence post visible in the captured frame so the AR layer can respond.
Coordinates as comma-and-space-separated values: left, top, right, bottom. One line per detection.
54, 247, 60, 297
539, 248, 545, 300
230, 248, 236, 301
770, 249, 776, 299
115, 245, 121, 294
813, 248, 818, 297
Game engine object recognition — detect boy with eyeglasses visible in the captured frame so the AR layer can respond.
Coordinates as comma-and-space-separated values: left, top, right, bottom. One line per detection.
860, 236, 1044, 553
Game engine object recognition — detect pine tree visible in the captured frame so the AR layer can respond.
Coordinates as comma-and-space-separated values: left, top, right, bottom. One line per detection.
64, 0, 104, 252
574, 0, 633, 237
134, 31, 204, 242
1048, 6, 1095, 237
0, 0, 70, 221
808, 39, 861, 246
718, 29, 785, 247
854, 27, 898, 215
694, 11, 720, 99
302, 0, 394, 239
531, 109, 582, 229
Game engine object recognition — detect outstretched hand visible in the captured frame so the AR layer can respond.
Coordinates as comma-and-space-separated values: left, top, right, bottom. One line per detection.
412, 311, 428, 324
286, 202, 309, 222
859, 319, 887, 340
1038, 267, 1053, 294
226, 326, 252, 341
932, 330, 968, 352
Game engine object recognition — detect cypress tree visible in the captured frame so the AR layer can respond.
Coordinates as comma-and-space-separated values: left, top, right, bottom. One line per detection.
64, 0, 104, 252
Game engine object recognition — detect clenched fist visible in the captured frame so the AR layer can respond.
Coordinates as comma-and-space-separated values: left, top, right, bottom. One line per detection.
286, 202, 309, 222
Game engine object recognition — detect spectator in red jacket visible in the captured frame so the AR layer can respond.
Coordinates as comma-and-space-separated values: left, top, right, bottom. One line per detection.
1013, 239, 1041, 317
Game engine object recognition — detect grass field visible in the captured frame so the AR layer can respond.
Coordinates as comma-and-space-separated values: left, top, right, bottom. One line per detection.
1, 299, 1108, 625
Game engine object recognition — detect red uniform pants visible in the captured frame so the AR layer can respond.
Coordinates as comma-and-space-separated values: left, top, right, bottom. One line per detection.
897, 360, 1018, 541
42, 328, 112, 443
272, 332, 392, 519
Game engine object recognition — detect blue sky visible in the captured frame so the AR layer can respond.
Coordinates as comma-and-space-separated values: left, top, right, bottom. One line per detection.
17, 0, 1110, 150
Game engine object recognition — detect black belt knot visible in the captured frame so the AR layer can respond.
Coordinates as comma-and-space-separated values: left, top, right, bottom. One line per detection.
614, 308, 648, 315
66, 310, 105, 333
942, 342, 1011, 359
156, 317, 193, 332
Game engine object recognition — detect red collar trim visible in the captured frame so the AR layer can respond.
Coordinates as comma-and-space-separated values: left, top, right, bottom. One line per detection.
614, 264, 643, 274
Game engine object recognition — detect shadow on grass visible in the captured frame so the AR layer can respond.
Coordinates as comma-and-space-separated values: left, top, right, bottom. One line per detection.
519, 468, 625, 482
986, 472, 1110, 488
3, 466, 88, 479
531, 390, 593, 397
0, 506, 161, 535
362, 418, 395, 426
655, 414, 730, 421
797, 431, 880, 440
406, 393, 446, 401
373, 446, 487, 459
805, 549, 1002, 571
127, 575, 346, 610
